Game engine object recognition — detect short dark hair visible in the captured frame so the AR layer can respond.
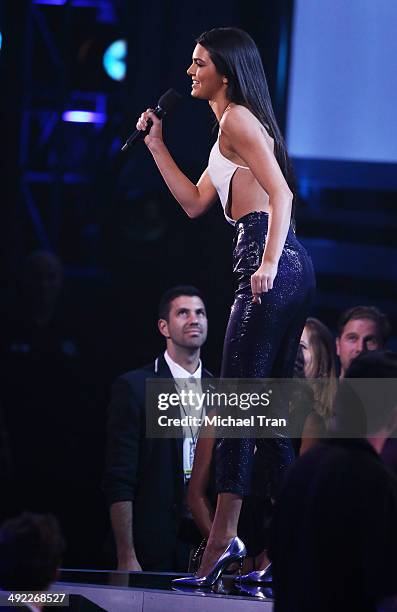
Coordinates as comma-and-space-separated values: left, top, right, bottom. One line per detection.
158, 285, 205, 321
337, 305, 391, 345
0, 512, 65, 591
345, 349, 397, 379
332, 350, 397, 436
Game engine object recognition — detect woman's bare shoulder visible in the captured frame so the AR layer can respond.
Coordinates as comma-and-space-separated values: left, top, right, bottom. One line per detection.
220, 104, 271, 149
220, 104, 257, 132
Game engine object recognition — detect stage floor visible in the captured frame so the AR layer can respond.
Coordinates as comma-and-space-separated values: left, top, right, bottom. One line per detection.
55, 569, 274, 611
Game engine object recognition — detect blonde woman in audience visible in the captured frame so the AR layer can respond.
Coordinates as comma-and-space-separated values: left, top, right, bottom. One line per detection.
297, 317, 337, 454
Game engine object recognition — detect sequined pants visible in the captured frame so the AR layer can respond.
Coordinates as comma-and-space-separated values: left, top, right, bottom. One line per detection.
216, 211, 315, 498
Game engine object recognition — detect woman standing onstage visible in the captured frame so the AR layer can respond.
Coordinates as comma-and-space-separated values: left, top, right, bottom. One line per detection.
136, 27, 315, 585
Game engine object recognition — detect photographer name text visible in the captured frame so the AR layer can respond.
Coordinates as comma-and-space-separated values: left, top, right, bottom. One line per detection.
157, 414, 286, 428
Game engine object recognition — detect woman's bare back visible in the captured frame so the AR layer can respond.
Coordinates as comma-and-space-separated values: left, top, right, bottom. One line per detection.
219, 105, 275, 221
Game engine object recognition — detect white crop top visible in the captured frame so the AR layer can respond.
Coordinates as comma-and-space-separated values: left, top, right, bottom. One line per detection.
207, 132, 249, 226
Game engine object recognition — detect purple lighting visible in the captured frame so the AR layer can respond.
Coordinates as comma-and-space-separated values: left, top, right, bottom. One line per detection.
33, 0, 67, 5
34, 0, 114, 6
62, 111, 106, 124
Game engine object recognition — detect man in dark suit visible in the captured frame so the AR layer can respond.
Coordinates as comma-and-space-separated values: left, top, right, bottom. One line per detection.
103, 286, 210, 572
269, 350, 397, 612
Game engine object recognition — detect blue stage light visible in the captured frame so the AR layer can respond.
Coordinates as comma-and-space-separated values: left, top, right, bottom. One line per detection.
33, 0, 66, 5
62, 111, 106, 124
103, 39, 126, 81
0, 32, 2, 51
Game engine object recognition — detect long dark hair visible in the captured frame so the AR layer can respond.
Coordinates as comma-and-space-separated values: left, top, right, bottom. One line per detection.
304, 317, 337, 422
196, 27, 295, 199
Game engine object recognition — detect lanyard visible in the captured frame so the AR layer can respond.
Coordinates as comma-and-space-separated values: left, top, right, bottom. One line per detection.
177, 377, 205, 444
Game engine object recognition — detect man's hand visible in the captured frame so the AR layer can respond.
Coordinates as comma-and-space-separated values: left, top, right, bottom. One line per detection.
110, 501, 142, 572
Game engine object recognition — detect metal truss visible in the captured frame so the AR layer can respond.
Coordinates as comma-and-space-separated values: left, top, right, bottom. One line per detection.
20, 0, 119, 258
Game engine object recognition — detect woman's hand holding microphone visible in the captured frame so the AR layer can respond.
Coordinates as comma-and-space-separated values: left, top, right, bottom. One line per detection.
136, 109, 163, 148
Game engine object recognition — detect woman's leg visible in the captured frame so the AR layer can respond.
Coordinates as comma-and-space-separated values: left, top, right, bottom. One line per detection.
196, 492, 242, 577
197, 294, 298, 575
198, 218, 315, 576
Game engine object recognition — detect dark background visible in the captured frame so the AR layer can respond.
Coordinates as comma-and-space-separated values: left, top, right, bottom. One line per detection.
0, 0, 396, 568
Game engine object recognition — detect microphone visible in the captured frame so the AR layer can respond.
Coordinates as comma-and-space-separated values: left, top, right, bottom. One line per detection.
121, 88, 182, 152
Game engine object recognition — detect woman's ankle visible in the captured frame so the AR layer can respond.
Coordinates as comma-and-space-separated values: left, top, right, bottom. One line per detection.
254, 549, 270, 571
207, 532, 237, 549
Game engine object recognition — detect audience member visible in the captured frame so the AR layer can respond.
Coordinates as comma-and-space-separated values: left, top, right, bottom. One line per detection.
103, 286, 210, 572
269, 350, 397, 612
291, 317, 337, 454
0, 512, 65, 611
336, 305, 397, 476
336, 305, 391, 378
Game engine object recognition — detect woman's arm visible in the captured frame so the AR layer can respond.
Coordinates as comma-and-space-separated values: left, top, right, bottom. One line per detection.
220, 106, 293, 299
136, 110, 218, 218
187, 435, 216, 538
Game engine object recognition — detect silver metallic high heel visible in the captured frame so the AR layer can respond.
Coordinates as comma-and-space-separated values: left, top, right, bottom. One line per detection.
234, 583, 274, 599
171, 536, 246, 588
236, 562, 272, 584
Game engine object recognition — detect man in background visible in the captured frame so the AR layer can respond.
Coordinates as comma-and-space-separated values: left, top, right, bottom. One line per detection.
336, 305, 396, 473
103, 286, 210, 572
336, 305, 391, 378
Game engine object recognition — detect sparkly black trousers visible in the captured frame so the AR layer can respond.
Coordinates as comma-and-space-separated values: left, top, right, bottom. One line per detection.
216, 212, 315, 499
